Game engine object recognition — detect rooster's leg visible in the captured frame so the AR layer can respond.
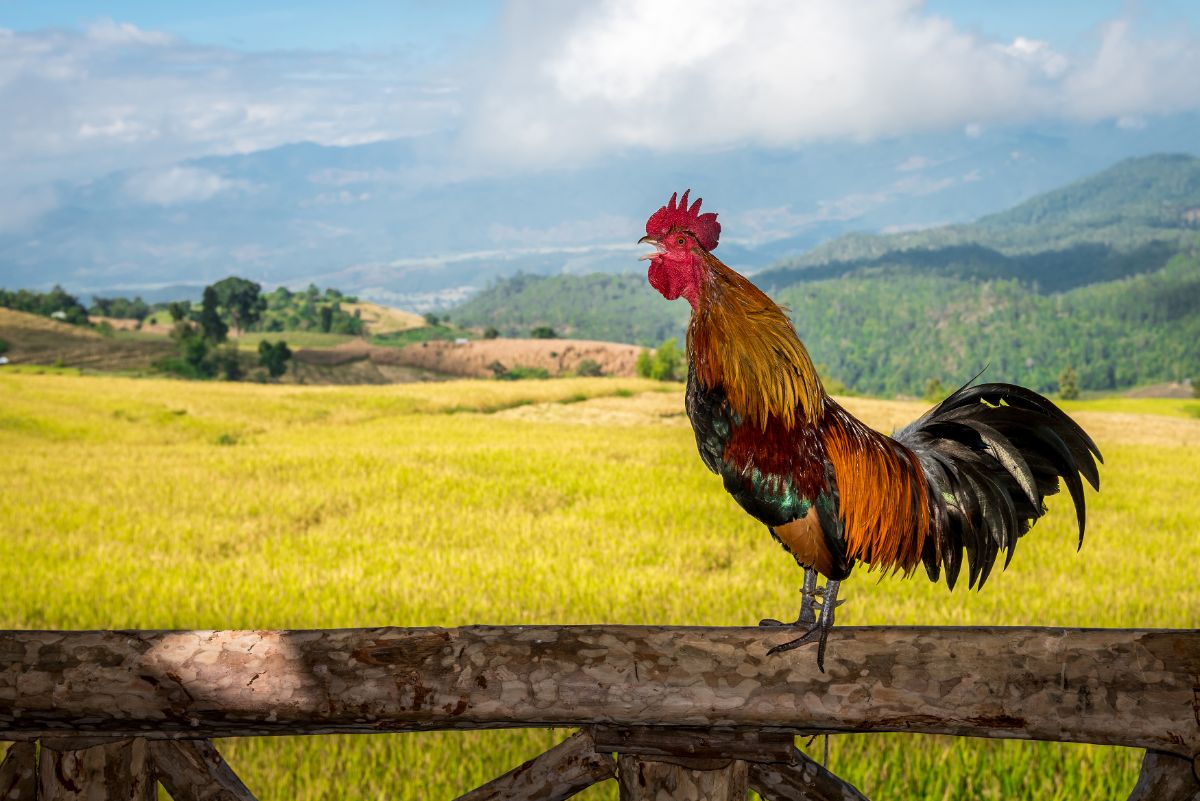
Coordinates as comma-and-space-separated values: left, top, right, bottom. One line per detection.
765, 578, 844, 672
759, 567, 821, 627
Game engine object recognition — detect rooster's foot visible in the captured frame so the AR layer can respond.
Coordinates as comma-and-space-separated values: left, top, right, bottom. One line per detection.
765, 574, 843, 672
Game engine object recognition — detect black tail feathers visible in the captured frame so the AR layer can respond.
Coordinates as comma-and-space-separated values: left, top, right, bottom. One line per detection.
893, 381, 1102, 590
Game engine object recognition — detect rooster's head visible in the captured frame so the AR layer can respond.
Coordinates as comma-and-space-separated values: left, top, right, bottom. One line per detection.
640, 189, 720, 308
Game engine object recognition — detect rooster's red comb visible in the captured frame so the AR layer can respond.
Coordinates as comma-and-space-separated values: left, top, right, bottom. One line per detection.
645, 190, 721, 251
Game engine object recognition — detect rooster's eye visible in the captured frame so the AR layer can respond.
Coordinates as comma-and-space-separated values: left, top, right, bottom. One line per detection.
676, 236, 687, 246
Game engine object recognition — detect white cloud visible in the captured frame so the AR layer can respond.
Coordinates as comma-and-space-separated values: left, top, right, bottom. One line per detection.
465, 1, 1200, 164
123, 166, 243, 205
0, 21, 458, 194
85, 19, 175, 47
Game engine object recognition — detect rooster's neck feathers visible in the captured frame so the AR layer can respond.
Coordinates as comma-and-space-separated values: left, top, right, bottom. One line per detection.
687, 252, 825, 430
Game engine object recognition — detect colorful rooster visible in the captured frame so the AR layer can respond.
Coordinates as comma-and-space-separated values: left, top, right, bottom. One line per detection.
640, 191, 1102, 670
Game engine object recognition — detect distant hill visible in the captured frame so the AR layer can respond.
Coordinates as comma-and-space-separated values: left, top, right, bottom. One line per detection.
452, 272, 689, 345
758, 154, 1200, 290
451, 155, 1200, 395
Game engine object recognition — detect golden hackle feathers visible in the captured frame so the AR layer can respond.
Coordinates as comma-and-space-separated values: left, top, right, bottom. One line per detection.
689, 252, 824, 430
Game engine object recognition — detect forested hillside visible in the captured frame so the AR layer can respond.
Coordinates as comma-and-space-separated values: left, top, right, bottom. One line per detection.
452, 155, 1200, 397
452, 271, 690, 345
765, 153, 1200, 273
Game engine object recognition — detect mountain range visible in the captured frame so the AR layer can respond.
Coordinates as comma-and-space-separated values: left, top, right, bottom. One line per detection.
451, 155, 1200, 395
2, 115, 1199, 309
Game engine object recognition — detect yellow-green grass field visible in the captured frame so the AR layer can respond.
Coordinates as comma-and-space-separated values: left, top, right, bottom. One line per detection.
1, 372, 1197, 799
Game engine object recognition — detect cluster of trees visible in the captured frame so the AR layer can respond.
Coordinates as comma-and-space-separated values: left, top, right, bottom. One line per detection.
88, 296, 153, 321
453, 272, 689, 345
0, 286, 90, 325
260, 284, 364, 335
156, 279, 292, 381
635, 338, 684, 381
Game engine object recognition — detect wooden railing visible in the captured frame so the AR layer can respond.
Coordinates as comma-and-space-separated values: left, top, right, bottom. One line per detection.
1, 625, 1198, 799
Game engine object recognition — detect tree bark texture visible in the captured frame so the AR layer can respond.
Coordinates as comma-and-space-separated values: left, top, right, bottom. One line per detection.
147, 739, 257, 801
454, 731, 615, 801
1127, 750, 1200, 801
38, 739, 154, 801
0, 743, 36, 801
1, 626, 1196, 759
748, 748, 870, 801
616, 754, 747, 801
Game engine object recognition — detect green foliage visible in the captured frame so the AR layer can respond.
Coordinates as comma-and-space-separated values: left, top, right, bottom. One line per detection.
254, 285, 363, 336
423, 312, 440, 327
777, 247, 1200, 396
198, 287, 228, 344
574, 359, 604, 377
635, 348, 652, 379
211, 276, 266, 335
530, 325, 557, 339
167, 302, 190, 323
1193, 377, 1200, 399
636, 338, 684, 381
769, 154, 1200, 276
154, 321, 216, 380
482, 326, 500, 340
1058, 365, 1080, 400
0, 285, 90, 325
923, 378, 947, 403
487, 361, 550, 380
453, 272, 689, 346
257, 340, 293, 379
89, 295, 151, 321
371, 323, 471, 348
0, 337, 8, 355
215, 345, 244, 381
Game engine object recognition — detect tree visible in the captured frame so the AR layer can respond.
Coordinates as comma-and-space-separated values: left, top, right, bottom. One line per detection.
212, 277, 266, 335
319, 305, 334, 333
649, 338, 683, 381
167, 302, 190, 323
530, 325, 557, 339
258, 340, 292, 379
1058, 365, 1080, 400
575, 359, 604, 377
482, 327, 500, 340
424, 313, 440, 327
635, 349, 653, 379
0, 337, 8, 356
923, 378, 946, 403
1193, 376, 1200, 399
198, 287, 228, 344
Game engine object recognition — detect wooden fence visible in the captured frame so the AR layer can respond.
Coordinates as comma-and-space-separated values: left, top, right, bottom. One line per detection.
1, 625, 1198, 799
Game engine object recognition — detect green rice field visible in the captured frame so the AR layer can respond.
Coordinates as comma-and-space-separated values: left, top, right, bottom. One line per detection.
1, 372, 1197, 799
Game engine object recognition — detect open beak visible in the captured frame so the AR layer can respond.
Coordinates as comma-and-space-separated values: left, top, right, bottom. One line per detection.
638, 235, 664, 261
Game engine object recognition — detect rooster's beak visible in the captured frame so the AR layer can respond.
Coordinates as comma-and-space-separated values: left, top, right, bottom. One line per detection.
638, 235, 663, 260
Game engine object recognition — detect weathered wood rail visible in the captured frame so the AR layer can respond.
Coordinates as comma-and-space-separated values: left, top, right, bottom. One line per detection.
1, 625, 1198, 799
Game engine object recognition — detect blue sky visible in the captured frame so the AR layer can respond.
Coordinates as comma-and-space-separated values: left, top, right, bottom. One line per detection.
0, 1, 501, 52
5, 1, 1197, 52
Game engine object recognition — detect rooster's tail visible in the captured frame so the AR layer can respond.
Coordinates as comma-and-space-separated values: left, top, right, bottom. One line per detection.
893, 382, 1102, 589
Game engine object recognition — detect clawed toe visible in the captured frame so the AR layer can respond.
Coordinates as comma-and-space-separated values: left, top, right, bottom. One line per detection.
758, 617, 787, 627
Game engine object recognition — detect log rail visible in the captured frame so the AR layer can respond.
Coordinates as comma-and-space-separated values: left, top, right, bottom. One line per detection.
1, 625, 1197, 799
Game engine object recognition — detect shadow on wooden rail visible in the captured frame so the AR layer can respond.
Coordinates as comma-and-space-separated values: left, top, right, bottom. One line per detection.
1, 625, 1198, 800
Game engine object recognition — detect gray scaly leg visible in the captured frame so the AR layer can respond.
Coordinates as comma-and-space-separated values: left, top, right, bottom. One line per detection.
765, 577, 844, 672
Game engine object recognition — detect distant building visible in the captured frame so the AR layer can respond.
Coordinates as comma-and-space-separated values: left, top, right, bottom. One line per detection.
454, 338, 469, 345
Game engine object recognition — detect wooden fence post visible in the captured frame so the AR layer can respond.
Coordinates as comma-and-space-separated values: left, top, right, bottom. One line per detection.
616, 755, 747, 801
0, 742, 37, 800
38, 738, 155, 801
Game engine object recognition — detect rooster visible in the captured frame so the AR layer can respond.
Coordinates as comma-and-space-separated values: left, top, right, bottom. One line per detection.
640, 191, 1101, 670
